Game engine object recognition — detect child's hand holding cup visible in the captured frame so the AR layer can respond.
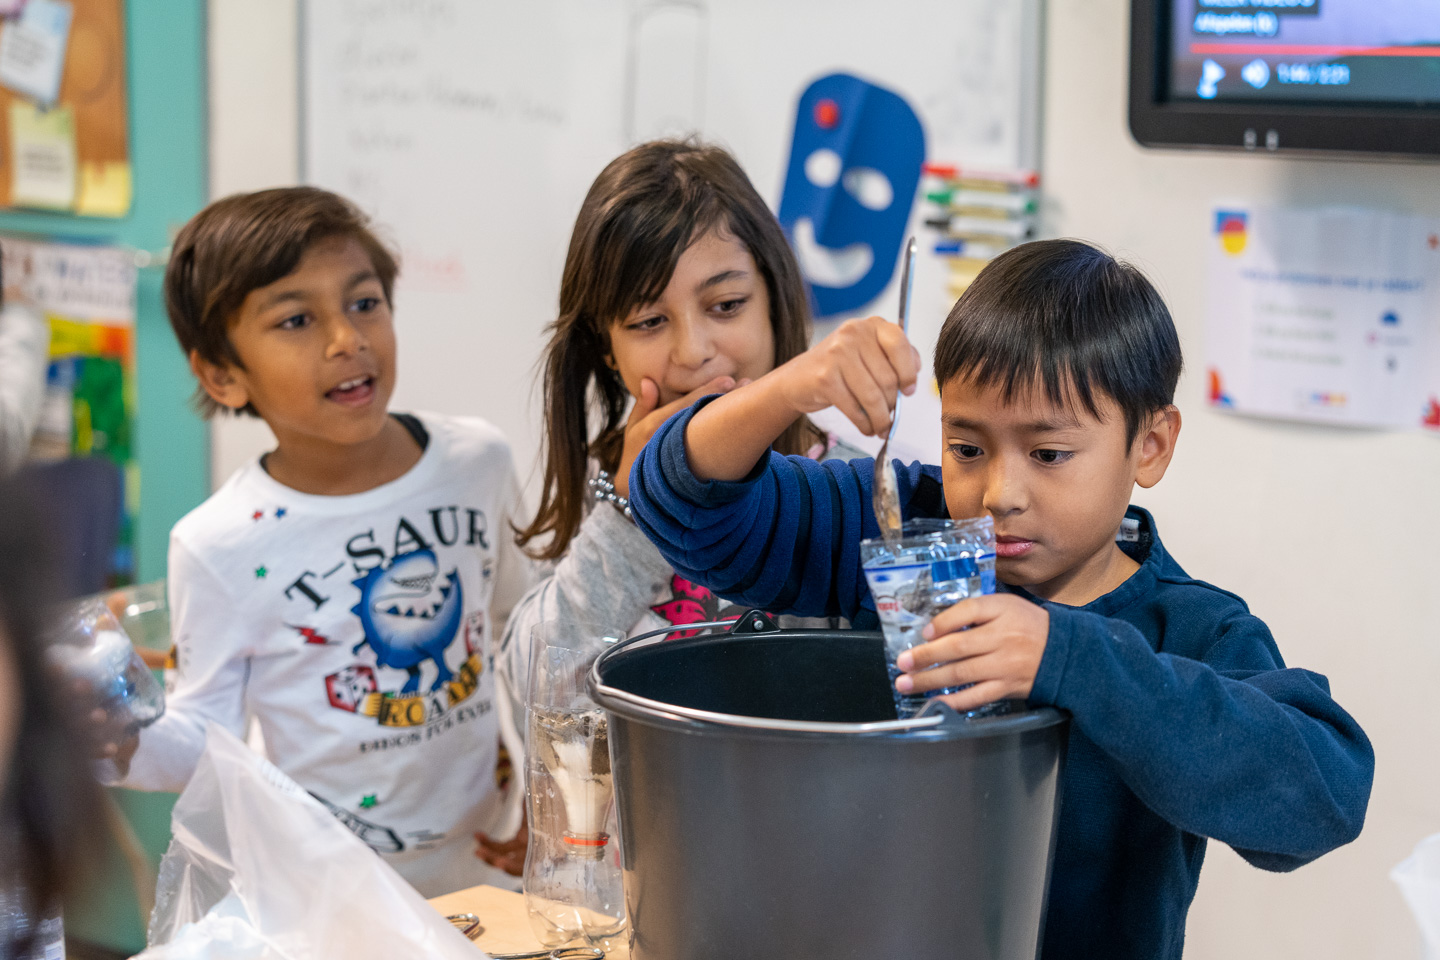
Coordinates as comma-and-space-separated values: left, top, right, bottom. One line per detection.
860, 516, 997, 719
47, 597, 164, 776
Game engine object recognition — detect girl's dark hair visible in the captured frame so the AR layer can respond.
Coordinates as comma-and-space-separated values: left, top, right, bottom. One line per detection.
0, 477, 106, 954
933, 239, 1183, 445
164, 186, 400, 418
518, 139, 815, 560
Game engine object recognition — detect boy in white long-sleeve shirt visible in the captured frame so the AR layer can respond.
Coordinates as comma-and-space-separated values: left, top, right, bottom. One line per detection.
108, 187, 533, 896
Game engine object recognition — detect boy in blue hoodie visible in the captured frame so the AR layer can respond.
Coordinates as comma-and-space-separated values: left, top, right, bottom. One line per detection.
628, 239, 1373, 958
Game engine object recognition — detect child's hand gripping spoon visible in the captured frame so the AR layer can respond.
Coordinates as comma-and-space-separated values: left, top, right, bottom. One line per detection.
872, 236, 916, 543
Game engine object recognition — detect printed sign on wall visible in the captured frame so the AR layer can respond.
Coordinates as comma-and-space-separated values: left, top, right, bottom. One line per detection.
1206, 205, 1440, 431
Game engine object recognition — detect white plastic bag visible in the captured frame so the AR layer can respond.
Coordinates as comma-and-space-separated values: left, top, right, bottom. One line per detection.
136, 894, 285, 960
135, 724, 487, 960
1394, 832, 1440, 960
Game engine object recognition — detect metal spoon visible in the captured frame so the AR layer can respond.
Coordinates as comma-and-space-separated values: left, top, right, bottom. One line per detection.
872, 236, 917, 542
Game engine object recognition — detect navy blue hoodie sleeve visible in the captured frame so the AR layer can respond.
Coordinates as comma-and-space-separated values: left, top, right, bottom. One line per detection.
1031, 604, 1373, 869
629, 398, 941, 621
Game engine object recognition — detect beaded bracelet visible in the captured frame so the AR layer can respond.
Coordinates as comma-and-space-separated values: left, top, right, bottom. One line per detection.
588, 470, 632, 521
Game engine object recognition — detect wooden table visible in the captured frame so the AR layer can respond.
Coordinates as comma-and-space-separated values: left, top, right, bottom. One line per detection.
428, 885, 543, 955
427, 885, 629, 958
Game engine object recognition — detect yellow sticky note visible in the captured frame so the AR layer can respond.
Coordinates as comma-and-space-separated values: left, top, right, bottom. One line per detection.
9, 100, 76, 210
77, 160, 132, 217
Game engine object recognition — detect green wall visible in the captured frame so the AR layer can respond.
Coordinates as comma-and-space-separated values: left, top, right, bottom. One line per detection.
0, 1, 210, 952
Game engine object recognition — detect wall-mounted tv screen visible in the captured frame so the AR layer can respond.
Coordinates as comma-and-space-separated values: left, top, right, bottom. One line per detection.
1130, 1, 1440, 157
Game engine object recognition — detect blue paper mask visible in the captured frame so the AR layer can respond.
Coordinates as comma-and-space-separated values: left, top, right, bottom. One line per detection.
778, 72, 926, 319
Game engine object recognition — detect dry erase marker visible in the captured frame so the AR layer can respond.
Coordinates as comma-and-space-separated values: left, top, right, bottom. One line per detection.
923, 163, 1041, 188
927, 189, 1037, 215
934, 238, 1008, 259
941, 208, 1030, 228
929, 216, 1035, 242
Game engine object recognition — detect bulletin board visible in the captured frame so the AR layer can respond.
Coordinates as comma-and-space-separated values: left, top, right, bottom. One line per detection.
0, 0, 129, 216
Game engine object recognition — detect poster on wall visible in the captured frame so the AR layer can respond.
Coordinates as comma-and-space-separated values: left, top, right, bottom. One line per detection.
1205, 206, 1440, 430
3, 234, 137, 576
1425, 336, 1440, 433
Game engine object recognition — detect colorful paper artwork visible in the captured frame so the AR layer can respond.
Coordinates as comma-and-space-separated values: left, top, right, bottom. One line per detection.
5, 234, 137, 573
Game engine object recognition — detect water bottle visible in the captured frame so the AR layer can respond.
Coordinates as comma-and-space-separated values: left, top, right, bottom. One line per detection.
522, 621, 627, 952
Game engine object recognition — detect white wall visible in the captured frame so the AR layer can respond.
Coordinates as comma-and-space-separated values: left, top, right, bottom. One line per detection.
205, 2, 1435, 953
206, 0, 298, 485
1043, 2, 1440, 957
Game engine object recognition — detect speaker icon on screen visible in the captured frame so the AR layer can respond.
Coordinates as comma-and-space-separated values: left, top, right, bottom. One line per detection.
1198, 59, 1225, 99
1242, 59, 1271, 90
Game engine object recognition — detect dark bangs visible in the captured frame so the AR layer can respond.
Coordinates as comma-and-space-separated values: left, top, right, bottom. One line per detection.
933, 239, 1182, 444
583, 172, 723, 325
562, 139, 807, 353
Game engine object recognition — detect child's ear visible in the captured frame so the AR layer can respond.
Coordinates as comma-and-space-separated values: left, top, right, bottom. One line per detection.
1134, 405, 1181, 489
189, 351, 250, 412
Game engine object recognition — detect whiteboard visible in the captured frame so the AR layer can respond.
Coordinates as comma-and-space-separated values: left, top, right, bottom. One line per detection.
302, 0, 1043, 486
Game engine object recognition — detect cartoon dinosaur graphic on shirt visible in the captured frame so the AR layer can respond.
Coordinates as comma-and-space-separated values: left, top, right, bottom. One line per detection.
350, 548, 464, 694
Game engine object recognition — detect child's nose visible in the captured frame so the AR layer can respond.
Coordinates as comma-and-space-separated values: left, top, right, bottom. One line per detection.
324, 312, 367, 356
670, 315, 715, 369
981, 457, 1028, 515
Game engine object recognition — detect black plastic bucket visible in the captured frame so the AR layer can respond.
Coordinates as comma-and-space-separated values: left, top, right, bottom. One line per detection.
589, 612, 1068, 960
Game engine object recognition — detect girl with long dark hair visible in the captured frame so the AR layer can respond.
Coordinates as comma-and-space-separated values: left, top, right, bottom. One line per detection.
478, 139, 859, 871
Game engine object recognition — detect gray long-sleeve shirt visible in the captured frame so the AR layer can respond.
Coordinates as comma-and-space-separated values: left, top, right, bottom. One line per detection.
496, 500, 674, 726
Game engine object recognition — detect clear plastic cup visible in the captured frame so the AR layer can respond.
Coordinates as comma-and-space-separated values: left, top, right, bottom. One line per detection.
46, 596, 165, 740
860, 517, 996, 718
107, 579, 170, 652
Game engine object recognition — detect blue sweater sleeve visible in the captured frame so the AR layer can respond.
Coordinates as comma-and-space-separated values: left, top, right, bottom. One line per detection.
1031, 604, 1373, 869
629, 398, 941, 621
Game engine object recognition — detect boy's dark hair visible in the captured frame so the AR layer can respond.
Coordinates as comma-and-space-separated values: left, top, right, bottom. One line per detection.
933, 239, 1183, 445
517, 138, 815, 560
163, 186, 399, 418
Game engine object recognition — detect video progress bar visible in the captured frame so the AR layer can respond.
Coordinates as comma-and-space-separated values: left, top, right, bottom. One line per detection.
1190, 43, 1440, 57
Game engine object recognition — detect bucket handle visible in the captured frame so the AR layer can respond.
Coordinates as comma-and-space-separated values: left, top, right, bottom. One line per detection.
590, 682, 949, 734
592, 614, 955, 733
622, 617, 755, 647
